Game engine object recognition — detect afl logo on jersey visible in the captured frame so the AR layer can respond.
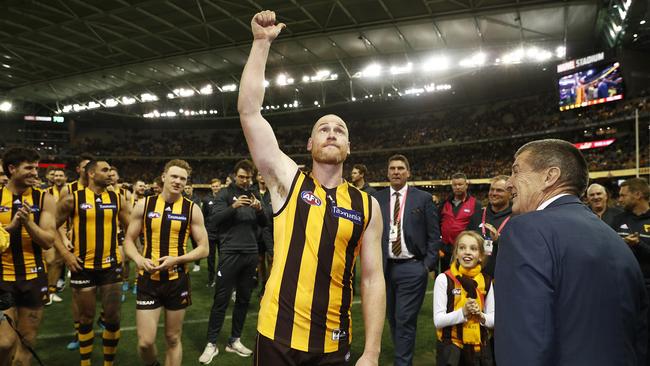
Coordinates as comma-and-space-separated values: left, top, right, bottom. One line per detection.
0, 206, 9, 213
301, 191, 322, 206
79, 203, 93, 210
147, 212, 161, 219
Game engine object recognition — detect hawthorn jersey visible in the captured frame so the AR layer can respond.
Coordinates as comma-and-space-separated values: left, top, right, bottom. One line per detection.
258, 170, 372, 353
0, 187, 47, 281
72, 188, 121, 270
141, 195, 194, 281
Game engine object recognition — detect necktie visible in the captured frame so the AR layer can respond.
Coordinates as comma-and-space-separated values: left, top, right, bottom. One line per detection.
392, 192, 402, 256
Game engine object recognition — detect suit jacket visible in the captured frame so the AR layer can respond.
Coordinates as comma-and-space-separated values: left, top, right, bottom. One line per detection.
495, 195, 648, 366
376, 186, 441, 272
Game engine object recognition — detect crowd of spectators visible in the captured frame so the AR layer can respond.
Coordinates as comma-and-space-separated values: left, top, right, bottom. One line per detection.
40, 91, 649, 158
1, 91, 647, 185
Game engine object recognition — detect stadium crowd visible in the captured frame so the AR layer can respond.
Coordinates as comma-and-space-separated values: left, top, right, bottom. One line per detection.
2, 91, 640, 187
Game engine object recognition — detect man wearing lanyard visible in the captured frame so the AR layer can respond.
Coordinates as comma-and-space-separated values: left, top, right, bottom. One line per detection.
377, 154, 441, 366
469, 175, 512, 278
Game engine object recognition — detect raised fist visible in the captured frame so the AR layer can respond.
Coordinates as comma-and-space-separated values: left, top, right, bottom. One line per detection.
251, 10, 286, 42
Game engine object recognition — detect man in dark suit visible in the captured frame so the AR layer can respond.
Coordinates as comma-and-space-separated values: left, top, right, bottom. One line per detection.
376, 154, 440, 366
495, 139, 648, 366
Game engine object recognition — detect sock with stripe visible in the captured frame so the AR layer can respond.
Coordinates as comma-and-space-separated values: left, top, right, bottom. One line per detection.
48, 285, 57, 295
78, 322, 94, 366
74, 321, 80, 341
102, 322, 121, 366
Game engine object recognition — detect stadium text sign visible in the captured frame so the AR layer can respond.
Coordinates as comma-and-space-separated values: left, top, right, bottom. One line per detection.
24, 115, 64, 123
574, 138, 615, 150
557, 52, 605, 73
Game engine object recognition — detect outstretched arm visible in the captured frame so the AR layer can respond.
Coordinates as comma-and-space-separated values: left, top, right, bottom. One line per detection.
356, 197, 385, 366
238, 10, 297, 211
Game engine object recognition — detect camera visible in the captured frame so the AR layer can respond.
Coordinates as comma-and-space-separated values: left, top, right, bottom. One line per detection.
0, 290, 15, 323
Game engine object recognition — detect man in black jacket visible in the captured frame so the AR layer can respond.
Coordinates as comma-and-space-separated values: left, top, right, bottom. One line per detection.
612, 177, 650, 361
468, 175, 512, 278
351, 163, 377, 196
200, 160, 267, 363
252, 172, 273, 295
202, 178, 222, 287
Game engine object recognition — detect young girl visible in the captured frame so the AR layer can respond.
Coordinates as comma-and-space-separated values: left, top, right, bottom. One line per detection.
434, 230, 495, 366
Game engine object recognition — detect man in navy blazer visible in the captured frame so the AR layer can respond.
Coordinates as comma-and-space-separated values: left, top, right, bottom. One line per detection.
495, 139, 648, 366
376, 154, 440, 366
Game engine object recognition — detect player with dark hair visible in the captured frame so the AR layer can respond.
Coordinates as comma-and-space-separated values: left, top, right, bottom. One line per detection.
0, 147, 56, 366
55, 160, 131, 366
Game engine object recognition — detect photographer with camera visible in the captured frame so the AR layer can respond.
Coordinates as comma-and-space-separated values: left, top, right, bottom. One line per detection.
0, 148, 57, 366
199, 159, 267, 364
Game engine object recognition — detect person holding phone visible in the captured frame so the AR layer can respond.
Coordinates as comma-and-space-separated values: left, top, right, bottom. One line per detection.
612, 177, 650, 361
199, 159, 268, 364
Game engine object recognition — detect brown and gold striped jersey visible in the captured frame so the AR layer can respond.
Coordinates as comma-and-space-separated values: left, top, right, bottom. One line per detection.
71, 188, 121, 270
47, 185, 64, 201
0, 187, 47, 281
67, 180, 84, 194
141, 194, 194, 281
258, 170, 372, 353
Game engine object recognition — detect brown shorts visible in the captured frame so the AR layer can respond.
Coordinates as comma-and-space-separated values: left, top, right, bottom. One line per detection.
0, 274, 48, 308
253, 333, 351, 366
70, 266, 123, 289
136, 272, 191, 310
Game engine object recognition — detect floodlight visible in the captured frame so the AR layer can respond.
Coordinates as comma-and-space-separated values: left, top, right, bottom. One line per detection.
390, 62, 413, 75
360, 63, 382, 77
105, 98, 119, 107
422, 57, 449, 72
0, 101, 11, 112
121, 96, 136, 105
199, 85, 213, 95
140, 93, 158, 102
459, 52, 486, 67
276, 74, 294, 86
222, 84, 237, 92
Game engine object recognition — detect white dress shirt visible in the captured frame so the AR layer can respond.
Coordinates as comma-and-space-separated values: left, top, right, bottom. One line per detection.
537, 193, 570, 211
388, 185, 414, 259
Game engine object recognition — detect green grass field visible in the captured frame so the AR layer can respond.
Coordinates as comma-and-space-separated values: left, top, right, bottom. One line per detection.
35, 262, 437, 365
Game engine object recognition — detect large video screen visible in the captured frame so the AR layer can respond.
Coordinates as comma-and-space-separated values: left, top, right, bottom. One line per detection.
558, 62, 624, 111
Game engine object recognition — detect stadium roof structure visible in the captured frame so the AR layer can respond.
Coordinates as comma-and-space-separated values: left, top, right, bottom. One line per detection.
0, 0, 642, 116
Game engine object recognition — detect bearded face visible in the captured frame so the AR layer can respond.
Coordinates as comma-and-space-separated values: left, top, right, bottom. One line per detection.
308, 115, 350, 165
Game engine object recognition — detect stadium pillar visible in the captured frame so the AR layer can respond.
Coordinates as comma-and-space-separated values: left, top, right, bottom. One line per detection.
635, 108, 639, 177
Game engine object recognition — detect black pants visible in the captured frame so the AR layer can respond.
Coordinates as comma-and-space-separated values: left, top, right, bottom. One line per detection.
206, 237, 219, 282
436, 342, 494, 366
254, 333, 351, 366
206, 253, 258, 342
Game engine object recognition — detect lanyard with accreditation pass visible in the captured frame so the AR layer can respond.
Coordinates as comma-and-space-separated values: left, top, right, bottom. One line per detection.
389, 188, 408, 243
480, 207, 510, 256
